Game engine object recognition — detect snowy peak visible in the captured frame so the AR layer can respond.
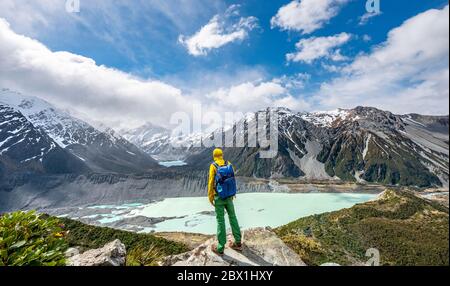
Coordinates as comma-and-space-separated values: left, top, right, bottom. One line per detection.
1, 89, 114, 148
120, 122, 204, 161
0, 104, 88, 178
1, 88, 159, 173
120, 122, 171, 150
297, 106, 406, 130
0, 104, 55, 160
184, 106, 448, 188
300, 108, 351, 128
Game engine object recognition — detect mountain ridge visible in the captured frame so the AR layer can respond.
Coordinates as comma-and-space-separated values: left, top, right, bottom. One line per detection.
0, 89, 159, 174
183, 107, 449, 187
1, 88, 448, 189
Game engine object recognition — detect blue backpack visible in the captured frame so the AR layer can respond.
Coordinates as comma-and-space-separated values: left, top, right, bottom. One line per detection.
213, 161, 237, 200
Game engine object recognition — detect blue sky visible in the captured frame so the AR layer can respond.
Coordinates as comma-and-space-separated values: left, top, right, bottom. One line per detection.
36, 0, 448, 83
0, 0, 448, 128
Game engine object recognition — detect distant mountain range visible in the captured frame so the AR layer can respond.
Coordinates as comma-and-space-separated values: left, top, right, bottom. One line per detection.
1, 88, 449, 189
0, 88, 159, 181
185, 107, 449, 188
119, 122, 203, 161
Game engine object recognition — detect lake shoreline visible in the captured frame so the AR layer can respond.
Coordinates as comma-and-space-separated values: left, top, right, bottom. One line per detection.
49, 192, 379, 235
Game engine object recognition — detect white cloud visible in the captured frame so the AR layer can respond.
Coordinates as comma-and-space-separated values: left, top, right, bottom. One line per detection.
287, 33, 352, 63
314, 5, 449, 115
0, 1, 225, 64
271, 0, 349, 34
0, 0, 63, 36
179, 5, 258, 56
362, 34, 372, 42
273, 73, 311, 90
0, 17, 309, 131
0, 18, 193, 129
359, 11, 382, 26
205, 81, 309, 114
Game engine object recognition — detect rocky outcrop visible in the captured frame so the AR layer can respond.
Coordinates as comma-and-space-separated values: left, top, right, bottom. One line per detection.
161, 228, 306, 266
67, 239, 126, 266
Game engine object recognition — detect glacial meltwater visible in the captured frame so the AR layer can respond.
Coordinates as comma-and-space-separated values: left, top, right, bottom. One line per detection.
158, 160, 188, 167
70, 192, 377, 235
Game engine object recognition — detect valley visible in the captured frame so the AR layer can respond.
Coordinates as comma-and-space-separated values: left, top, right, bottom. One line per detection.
45, 191, 379, 235
1, 89, 448, 266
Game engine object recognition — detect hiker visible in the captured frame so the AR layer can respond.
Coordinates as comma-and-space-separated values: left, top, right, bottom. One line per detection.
208, 148, 242, 255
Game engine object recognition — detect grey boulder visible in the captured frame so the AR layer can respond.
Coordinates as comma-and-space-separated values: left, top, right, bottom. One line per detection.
162, 227, 306, 266
67, 239, 126, 266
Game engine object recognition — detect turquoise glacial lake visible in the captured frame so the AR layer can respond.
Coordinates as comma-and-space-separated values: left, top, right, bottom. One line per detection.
158, 160, 188, 167
124, 192, 378, 234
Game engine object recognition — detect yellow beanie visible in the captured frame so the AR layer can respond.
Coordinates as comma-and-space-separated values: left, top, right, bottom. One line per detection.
213, 148, 223, 158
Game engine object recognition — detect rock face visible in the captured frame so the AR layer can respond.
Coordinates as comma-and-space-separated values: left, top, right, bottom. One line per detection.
162, 228, 306, 266
67, 239, 126, 266
186, 107, 449, 187
65, 247, 81, 258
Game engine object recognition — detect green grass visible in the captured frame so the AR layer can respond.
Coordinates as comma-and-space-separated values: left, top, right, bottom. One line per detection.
275, 190, 449, 266
59, 217, 189, 266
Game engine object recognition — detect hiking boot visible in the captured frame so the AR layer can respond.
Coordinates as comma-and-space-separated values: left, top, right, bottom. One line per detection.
211, 245, 224, 256
229, 241, 243, 252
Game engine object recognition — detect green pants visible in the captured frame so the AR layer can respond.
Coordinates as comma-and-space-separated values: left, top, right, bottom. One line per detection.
214, 195, 242, 253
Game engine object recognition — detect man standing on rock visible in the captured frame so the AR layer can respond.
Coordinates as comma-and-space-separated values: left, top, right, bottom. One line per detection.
208, 148, 242, 255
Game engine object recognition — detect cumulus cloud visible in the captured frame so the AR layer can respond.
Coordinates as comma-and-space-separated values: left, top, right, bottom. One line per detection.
287, 33, 352, 63
0, 17, 307, 131
205, 81, 310, 114
0, 18, 193, 129
314, 5, 449, 115
271, 0, 349, 34
179, 5, 258, 56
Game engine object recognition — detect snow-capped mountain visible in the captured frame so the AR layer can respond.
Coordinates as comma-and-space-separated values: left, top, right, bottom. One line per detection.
0, 89, 159, 173
185, 107, 449, 188
1, 87, 448, 188
0, 104, 89, 183
120, 122, 204, 161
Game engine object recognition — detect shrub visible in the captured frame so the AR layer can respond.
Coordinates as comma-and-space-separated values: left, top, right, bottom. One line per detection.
127, 245, 164, 266
275, 190, 449, 266
59, 217, 189, 265
0, 211, 68, 266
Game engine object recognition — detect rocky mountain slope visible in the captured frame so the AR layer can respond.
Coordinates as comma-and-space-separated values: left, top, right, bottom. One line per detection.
0, 104, 89, 186
185, 107, 449, 188
0, 89, 159, 174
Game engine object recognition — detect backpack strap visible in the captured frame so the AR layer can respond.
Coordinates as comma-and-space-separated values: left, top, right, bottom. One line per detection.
213, 161, 229, 168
